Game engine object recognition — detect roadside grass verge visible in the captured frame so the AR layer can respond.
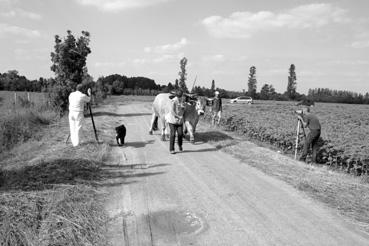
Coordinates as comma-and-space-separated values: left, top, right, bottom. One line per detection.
0, 94, 60, 152
0, 100, 113, 245
197, 122, 369, 233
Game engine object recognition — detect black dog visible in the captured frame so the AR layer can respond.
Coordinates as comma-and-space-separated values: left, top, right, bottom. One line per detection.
115, 124, 126, 146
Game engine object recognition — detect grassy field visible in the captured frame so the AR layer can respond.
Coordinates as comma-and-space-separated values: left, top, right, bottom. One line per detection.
0, 91, 49, 116
0, 91, 59, 152
0, 91, 112, 246
208, 100, 369, 175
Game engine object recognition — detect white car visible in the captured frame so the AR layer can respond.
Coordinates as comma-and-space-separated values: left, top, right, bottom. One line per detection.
230, 96, 253, 104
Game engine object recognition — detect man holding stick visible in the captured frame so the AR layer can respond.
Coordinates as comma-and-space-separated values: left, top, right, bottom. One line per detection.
297, 106, 321, 163
68, 84, 91, 147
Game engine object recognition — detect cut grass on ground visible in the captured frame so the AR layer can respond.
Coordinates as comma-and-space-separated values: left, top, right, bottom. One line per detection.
197, 122, 369, 233
0, 103, 113, 246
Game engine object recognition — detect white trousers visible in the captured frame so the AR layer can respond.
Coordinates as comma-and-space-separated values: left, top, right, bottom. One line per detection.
69, 111, 84, 147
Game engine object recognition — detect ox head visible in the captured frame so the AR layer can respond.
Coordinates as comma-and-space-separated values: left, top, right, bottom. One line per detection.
184, 93, 207, 116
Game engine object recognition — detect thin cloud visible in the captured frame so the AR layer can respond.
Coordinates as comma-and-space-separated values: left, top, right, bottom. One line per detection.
202, 54, 225, 62
351, 40, 369, 48
95, 61, 126, 67
1, 8, 42, 20
153, 54, 173, 63
351, 32, 369, 48
144, 38, 188, 53
14, 48, 48, 61
202, 3, 350, 38
132, 58, 147, 65
0, 23, 41, 38
76, 0, 173, 12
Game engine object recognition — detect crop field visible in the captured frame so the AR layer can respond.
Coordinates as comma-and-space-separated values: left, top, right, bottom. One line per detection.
208, 100, 369, 175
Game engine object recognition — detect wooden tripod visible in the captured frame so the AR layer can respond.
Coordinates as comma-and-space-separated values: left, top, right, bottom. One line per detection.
294, 119, 306, 159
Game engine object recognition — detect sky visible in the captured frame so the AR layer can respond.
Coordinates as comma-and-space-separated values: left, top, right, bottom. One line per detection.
0, 0, 368, 94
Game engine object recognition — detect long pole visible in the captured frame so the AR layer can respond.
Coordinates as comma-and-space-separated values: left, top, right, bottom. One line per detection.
300, 119, 306, 139
294, 120, 300, 159
88, 103, 99, 143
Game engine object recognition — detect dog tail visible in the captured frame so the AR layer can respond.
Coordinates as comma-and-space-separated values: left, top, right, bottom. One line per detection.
153, 116, 158, 131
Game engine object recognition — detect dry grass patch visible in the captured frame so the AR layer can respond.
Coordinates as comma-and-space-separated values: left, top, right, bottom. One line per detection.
0, 101, 113, 245
0, 185, 107, 246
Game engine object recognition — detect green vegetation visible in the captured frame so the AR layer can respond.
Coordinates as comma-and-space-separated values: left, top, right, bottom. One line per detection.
178, 57, 189, 93
197, 122, 369, 233
0, 92, 59, 152
0, 92, 111, 245
0, 142, 111, 246
247, 66, 257, 98
206, 100, 369, 175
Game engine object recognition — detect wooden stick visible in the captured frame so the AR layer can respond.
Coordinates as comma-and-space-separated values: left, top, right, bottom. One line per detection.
88, 103, 99, 143
294, 120, 300, 160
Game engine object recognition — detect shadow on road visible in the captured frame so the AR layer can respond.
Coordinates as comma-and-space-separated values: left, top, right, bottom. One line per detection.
194, 131, 234, 143
87, 111, 151, 118
103, 163, 171, 169
100, 168, 166, 187
181, 148, 218, 153
109, 140, 155, 148
0, 158, 167, 191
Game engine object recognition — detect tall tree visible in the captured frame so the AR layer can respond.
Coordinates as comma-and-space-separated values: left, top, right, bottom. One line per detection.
49, 30, 91, 111
178, 57, 188, 93
50, 30, 91, 88
174, 79, 179, 89
211, 80, 215, 92
248, 66, 257, 98
286, 64, 297, 100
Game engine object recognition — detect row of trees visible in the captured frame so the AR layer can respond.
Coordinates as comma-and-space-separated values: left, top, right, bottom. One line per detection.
1, 30, 368, 105
0, 70, 49, 92
247, 64, 299, 100
308, 88, 369, 104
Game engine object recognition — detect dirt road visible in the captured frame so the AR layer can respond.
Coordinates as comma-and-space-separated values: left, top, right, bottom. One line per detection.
97, 101, 369, 246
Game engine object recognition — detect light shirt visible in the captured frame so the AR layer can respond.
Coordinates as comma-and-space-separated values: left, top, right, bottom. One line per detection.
165, 97, 184, 124
68, 91, 90, 112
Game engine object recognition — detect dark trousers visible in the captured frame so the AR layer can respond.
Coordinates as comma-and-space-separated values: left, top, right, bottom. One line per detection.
300, 129, 321, 163
169, 123, 183, 151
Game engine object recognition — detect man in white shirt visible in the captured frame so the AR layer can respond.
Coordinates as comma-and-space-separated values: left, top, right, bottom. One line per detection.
68, 84, 91, 147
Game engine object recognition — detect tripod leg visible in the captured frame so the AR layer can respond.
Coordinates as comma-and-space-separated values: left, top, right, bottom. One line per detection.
65, 133, 70, 144
88, 104, 99, 143
301, 123, 306, 139
294, 120, 300, 159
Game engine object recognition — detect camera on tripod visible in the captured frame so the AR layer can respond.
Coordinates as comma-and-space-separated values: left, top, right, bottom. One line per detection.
294, 109, 304, 116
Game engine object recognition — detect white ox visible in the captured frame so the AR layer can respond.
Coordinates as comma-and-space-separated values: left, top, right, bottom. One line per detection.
149, 93, 207, 142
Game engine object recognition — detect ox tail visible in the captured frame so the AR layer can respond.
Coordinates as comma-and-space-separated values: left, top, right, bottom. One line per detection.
153, 116, 159, 131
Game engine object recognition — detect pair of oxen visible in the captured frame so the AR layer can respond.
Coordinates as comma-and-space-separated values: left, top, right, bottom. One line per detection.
149, 93, 212, 143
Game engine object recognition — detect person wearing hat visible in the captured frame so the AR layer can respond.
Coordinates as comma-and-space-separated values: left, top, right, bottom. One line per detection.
68, 84, 91, 147
212, 91, 222, 126
297, 106, 321, 163
166, 90, 185, 154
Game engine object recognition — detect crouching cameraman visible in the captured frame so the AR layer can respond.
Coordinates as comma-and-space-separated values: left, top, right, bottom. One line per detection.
297, 106, 321, 163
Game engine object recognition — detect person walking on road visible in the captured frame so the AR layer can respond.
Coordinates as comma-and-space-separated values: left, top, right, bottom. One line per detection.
68, 84, 91, 147
166, 90, 185, 154
212, 91, 222, 126
297, 106, 321, 163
